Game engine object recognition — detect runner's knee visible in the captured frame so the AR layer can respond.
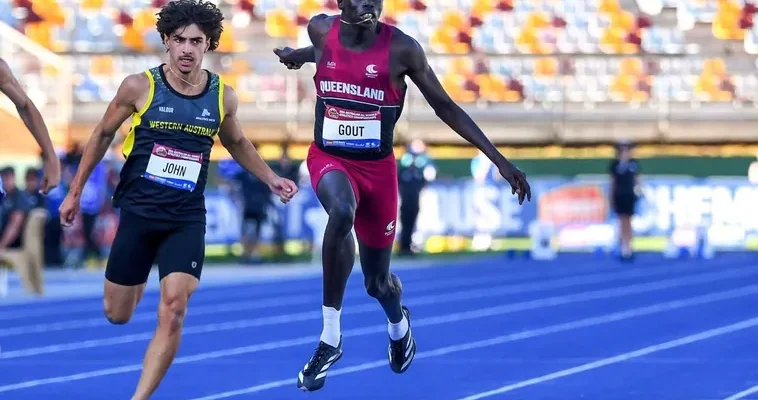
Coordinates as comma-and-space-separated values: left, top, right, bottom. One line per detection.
158, 289, 189, 335
327, 201, 355, 236
103, 282, 143, 325
103, 298, 134, 325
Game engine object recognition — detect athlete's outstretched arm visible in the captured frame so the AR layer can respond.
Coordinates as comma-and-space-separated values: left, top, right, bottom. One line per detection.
273, 46, 316, 69
401, 37, 531, 204
0, 58, 60, 194
273, 13, 331, 70
59, 74, 143, 226
217, 85, 298, 203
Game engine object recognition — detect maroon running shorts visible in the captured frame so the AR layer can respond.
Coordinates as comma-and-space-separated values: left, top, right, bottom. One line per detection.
306, 142, 398, 248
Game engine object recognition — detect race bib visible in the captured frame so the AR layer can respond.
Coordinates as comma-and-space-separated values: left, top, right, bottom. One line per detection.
143, 144, 203, 192
322, 105, 381, 149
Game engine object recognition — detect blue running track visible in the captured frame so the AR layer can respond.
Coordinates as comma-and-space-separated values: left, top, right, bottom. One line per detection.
1, 253, 758, 400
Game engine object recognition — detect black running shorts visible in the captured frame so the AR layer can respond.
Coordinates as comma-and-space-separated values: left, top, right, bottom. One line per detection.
612, 193, 637, 216
105, 208, 206, 286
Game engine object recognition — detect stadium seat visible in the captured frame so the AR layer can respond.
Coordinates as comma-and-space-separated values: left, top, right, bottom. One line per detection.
10, 0, 758, 107
712, 0, 744, 40
265, 9, 297, 38
80, 0, 104, 9
694, 58, 734, 101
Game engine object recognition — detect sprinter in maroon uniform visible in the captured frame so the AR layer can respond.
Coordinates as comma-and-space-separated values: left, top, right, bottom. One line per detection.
275, 0, 532, 391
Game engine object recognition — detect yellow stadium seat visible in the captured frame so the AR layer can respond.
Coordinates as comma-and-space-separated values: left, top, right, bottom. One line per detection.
476, 73, 520, 102
619, 57, 643, 76
441, 10, 469, 33
694, 58, 733, 102
122, 25, 146, 52
533, 57, 558, 77
525, 11, 550, 30
90, 56, 114, 75
515, 26, 548, 54
609, 73, 637, 101
712, 1, 744, 40
24, 22, 53, 50
440, 73, 477, 103
599, 27, 637, 54
133, 8, 157, 33
703, 58, 727, 77
598, 0, 621, 14
470, 0, 495, 20
80, 0, 104, 9
430, 27, 469, 54
609, 10, 636, 32
265, 10, 298, 38
383, 0, 409, 18
694, 73, 733, 101
297, 0, 322, 18
230, 59, 251, 74
449, 57, 474, 76
218, 73, 239, 93
32, 0, 65, 26
217, 22, 248, 52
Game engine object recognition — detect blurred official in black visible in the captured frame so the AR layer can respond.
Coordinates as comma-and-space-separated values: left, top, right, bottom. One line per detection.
398, 139, 436, 256
609, 141, 642, 261
271, 146, 299, 258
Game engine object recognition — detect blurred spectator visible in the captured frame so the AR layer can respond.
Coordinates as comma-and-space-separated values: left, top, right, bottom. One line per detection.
79, 160, 109, 268
398, 139, 436, 256
271, 147, 300, 258
609, 141, 642, 262
218, 152, 272, 264
61, 150, 109, 268
0, 167, 31, 250
22, 167, 46, 209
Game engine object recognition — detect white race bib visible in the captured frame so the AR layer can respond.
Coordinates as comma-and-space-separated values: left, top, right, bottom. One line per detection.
143, 144, 203, 192
322, 105, 381, 149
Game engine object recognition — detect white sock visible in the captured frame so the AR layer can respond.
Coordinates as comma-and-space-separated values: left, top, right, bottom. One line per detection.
320, 306, 342, 347
388, 316, 409, 341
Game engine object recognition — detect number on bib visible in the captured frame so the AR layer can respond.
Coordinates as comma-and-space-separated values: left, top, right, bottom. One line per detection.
143, 144, 203, 191
322, 105, 381, 149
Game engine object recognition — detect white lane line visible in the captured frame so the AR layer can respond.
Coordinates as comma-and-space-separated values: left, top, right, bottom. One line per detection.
456, 317, 758, 400
0, 261, 628, 336
0, 258, 620, 320
723, 384, 758, 400
188, 286, 758, 399
0, 283, 756, 393
1, 264, 751, 358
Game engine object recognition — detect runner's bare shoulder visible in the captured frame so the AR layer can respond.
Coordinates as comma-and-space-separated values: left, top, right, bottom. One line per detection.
307, 14, 335, 46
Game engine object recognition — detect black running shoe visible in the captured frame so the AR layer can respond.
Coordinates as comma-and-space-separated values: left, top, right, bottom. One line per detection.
388, 306, 416, 374
297, 337, 343, 391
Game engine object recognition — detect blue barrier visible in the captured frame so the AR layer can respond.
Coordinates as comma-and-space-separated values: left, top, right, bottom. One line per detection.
203, 176, 758, 251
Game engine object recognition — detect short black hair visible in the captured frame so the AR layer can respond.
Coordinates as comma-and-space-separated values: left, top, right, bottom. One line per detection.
156, 0, 224, 51
25, 167, 39, 180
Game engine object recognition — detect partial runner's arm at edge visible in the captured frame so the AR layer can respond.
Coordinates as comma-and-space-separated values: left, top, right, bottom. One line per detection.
402, 37, 505, 166
0, 58, 56, 160
69, 74, 142, 198
289, 46, 317, 64
217, 84, 278, 186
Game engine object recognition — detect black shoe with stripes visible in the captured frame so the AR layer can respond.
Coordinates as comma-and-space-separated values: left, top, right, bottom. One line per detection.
297, 336, 343, 391
388, 306, 416, 374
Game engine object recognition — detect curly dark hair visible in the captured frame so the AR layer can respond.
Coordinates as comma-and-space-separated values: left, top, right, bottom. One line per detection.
156, 0, 224, 51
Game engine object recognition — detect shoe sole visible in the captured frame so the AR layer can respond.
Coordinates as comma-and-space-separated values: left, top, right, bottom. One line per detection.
297, 352, 343, 392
